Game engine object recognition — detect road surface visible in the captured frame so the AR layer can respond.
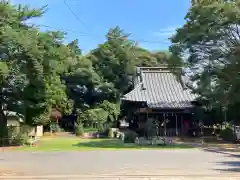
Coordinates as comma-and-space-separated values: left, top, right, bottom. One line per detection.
0, 148, 239, 179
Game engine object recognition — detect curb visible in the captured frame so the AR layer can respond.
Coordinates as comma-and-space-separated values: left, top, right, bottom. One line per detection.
0, 174, 239, 179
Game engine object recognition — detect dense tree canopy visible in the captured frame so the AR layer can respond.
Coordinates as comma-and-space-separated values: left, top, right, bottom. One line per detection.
3, 0, 240, 134
0, 1, 173, 132
170, 0, 240, 120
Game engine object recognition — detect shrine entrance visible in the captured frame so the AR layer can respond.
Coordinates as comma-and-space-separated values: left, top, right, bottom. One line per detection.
133, 108, 193, 137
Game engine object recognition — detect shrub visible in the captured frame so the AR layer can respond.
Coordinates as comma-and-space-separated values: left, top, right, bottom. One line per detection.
98, 123, 105, 133
124, 131, 138, 143
8, 126, 29, 146
20, 125, 31, 134
13, 133, 29, 146
51, 123, 63, 133
75, 124, 84, 136
100, 129, 108, 137
108, 128, 114, 138
7, 126, 18, 145
220, 128, 236, 142
119, 132, 125, 141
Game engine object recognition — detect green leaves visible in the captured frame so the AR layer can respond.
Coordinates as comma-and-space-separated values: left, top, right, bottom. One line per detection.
99, 100, 120, 122
170, 0, 240, 112
77, 101, 119, 126
0, 1, 75, 125
90, 27, 135, 94
0, 62, 8, 80
1, 1, 187, 128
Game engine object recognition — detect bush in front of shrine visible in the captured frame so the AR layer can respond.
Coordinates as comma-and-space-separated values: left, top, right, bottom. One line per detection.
220, 128, 236, 142
123, 131, 138, 143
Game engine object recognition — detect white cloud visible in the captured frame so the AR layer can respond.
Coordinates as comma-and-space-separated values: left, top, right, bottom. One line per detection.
153, 26, 179, 37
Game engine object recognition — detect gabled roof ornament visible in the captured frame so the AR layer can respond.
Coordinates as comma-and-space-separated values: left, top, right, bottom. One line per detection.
140, 69, 146, 90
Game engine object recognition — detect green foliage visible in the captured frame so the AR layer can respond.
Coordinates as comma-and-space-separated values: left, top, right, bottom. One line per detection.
90, 26, 173, 97
170, 0, 240, 118
12, 132, 29, 146
131, 47, 172, 67
78, 28, 176, 132
83, 127, 98, 133
31, 112, 51, 126
78, 101, 119, 131
75, 123, 84, 136
87, 108, 108, 123
119, 132, 125, 141
99, 100, 120, 122
220, 128, 235, 142
0, 2, 73, 127
108, 128, 114, 138
50, 122, 63, 133
7, 126, 30, 146
0, 1, 176, 133
0, 123, 8, 139
19, 124, 32, 134
124, 131, 138, 143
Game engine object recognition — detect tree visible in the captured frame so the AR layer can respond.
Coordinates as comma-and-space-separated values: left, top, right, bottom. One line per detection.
0, 1, 46, 137
90, 26, 136, 96
170, 0, 240, 117
99, 100, 120, 123
0, 2, 73, 129
68, 39, 82, 55
129, 47, 171, 67
1, 1, 193, 134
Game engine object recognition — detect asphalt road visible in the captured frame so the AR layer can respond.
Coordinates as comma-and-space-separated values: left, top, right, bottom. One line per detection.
0, 149, 240, 179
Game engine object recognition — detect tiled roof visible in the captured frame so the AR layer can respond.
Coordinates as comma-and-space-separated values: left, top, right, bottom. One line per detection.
122, 67, 197, 108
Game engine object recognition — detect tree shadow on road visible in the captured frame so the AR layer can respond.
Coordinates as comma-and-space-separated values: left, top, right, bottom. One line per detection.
203, 148, 240, 158
213, 161, 240, 173
203, 148, 240, 173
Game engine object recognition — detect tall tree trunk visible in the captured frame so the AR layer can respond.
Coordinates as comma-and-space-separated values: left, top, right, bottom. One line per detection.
49, 120, 52, 136
0, 109, 8, 146
0, 85, 7, 145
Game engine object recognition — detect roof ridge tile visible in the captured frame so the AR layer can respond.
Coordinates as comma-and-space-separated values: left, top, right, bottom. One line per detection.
123, 69, 197, 108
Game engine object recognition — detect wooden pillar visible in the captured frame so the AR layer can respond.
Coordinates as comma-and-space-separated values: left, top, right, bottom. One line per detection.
164, 113, 166, 136
175, 114, 178, 136
146, 111, 148, 138
181, 115, 183, 136
224, 109, 227, 125
156, 115, 158, 137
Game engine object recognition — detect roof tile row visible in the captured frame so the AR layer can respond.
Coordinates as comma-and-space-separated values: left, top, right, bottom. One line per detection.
123, 68, 197, 108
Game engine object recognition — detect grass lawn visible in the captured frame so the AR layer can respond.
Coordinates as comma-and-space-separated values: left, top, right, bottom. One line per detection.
83, 127, 98, 133
13, 137, 194, 151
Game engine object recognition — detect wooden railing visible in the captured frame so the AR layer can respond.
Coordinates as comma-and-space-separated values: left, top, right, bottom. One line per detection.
158, 128, 182, 136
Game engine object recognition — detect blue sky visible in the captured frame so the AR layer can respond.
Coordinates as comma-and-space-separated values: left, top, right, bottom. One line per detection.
12, 0, 190, 53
